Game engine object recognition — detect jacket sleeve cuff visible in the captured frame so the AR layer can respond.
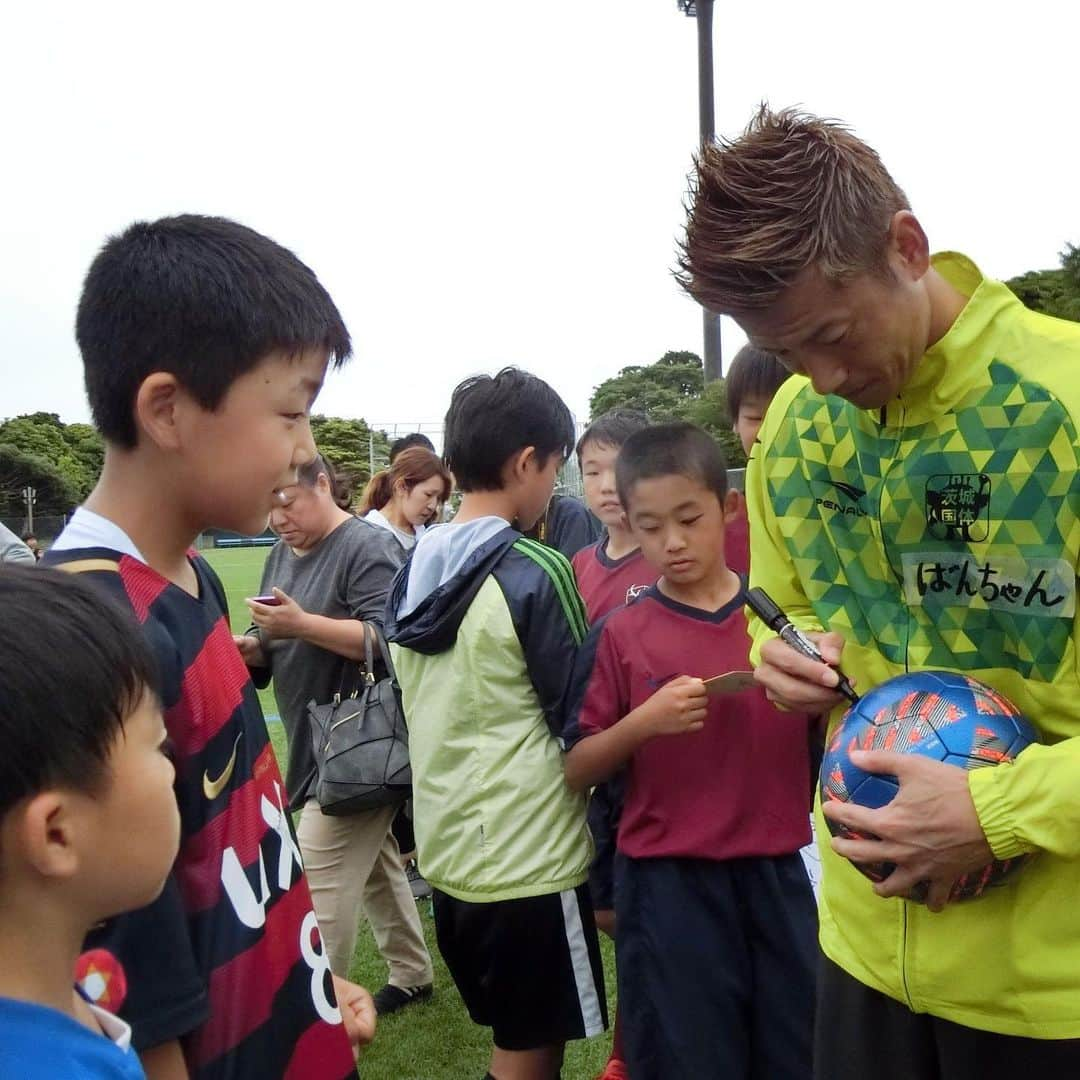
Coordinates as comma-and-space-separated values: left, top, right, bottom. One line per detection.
968, 764, 1030, 861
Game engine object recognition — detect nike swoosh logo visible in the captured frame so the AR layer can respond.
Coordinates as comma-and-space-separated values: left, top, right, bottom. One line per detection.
203, 733, 243, 800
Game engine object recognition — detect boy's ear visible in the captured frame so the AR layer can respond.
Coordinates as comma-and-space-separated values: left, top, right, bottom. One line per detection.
722, 488, 740, 521
9, 792, 83, 881
133, 372, 186, 451
506, 446, 538, 485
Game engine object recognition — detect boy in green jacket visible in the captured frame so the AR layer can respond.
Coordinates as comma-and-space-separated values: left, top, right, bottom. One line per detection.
386, 368, 607, 1080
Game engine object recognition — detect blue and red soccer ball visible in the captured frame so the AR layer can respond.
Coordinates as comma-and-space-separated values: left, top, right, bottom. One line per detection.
820, 669, 1038, 902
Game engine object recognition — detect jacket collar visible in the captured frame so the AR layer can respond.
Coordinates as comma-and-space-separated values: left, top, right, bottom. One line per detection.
886, 252, 1022, 426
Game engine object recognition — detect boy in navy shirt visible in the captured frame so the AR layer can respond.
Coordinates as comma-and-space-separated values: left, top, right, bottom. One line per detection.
0, 566, 179, 1079
564, 423, 816, 1080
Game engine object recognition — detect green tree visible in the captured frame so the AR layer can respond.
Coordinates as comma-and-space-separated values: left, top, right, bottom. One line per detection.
589, 351, 705, 420
1006, 243, 1080, 322
309, 415, 392, 499
588, 351, 746, 467
0, 412, 105, 503
0, 443, 79, 516
684, 379, 746, 468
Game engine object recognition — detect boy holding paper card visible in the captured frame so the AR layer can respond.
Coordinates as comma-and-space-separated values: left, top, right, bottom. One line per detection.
562, 422, 816, 1080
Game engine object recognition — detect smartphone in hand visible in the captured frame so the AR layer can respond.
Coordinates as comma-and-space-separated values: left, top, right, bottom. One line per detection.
250, 594, 282, 606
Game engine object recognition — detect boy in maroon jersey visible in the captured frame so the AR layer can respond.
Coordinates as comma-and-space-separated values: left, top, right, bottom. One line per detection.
571, 408, 653, 1080
44, 215, 369, 1079
563, 423, 816, 1080
571, 409, 656, 625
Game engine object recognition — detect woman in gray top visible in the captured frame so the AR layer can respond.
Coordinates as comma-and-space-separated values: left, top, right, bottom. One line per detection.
236, 453, 435, 1015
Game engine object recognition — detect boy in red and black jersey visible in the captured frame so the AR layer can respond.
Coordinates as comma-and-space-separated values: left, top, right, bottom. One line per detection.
44, 216, 368, 1079
563, 423, 816, 1080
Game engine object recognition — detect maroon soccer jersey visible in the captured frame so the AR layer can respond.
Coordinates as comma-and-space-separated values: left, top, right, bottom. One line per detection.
47, 547, 356, 1080
725, 492, 750, 577
564, 586, 811, 861
571, 540, 659, 623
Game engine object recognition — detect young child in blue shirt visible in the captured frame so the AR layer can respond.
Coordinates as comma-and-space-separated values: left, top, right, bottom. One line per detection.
0, 566, 180, 1079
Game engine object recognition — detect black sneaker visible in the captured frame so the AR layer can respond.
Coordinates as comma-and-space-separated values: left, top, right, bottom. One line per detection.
406, 860, 433, 899
372, 982, 433, 1015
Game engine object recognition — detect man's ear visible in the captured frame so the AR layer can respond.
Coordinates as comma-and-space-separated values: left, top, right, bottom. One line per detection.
887, 210, 931, 282
133, 372, 186, 451
11, 792, 82, 880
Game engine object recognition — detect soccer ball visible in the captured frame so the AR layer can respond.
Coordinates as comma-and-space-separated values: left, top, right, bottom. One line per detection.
820, 669, 1038, 902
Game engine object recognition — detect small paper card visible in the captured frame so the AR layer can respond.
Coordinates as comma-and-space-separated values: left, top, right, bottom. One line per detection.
702, 670, 757, 697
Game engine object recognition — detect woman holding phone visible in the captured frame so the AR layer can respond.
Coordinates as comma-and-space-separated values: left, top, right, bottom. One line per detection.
234, 453, 435, 1017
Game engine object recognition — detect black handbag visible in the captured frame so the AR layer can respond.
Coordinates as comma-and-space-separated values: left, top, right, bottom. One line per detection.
305, 624, 412, 815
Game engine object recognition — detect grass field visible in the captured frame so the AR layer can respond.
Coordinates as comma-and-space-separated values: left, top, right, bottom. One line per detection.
203, 546, 616, 1080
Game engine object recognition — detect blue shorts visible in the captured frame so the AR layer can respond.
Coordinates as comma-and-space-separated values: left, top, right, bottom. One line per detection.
615, 852, 817, 1080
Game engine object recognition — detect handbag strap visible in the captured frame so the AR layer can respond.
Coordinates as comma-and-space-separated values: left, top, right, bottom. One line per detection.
333, 622, 384, 702
369, 623, 398, 681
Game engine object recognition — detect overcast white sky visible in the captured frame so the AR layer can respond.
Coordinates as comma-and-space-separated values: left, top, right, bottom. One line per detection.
2, 1, 1077, 435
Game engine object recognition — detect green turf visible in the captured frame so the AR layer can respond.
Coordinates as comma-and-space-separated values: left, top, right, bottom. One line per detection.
203, 546, 616, 1079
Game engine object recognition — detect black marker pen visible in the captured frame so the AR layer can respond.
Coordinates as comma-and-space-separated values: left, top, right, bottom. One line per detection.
745, 587, 860, 705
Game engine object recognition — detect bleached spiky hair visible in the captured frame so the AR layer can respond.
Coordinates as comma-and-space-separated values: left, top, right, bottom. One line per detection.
676, 105, 910, 312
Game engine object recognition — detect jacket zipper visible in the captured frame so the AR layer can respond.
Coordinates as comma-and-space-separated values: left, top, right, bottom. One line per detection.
879, 398, 917, 1010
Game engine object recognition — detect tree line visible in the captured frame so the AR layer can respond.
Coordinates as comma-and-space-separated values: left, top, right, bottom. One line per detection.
4, 245, 1077, 517
0, 413, 391, 518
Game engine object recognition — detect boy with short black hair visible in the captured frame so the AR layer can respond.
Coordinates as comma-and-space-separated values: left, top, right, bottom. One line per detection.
0, 565, 178, 1079
723, 344, 791, 575
725, 345, 791, 462
564, 422, 816, 1080
44, 214, 364, 1078
572, 408, 655, 624
386, 367, 607, 1080
389, 431, 436, 461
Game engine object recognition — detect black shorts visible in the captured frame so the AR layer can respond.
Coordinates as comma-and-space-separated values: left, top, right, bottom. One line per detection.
433, 883, 608, 1051
586, 778, 624, 912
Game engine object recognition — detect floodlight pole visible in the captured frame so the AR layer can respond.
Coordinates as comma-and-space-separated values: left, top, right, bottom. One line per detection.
679, 0, 723, 382
22, 485, 35, 533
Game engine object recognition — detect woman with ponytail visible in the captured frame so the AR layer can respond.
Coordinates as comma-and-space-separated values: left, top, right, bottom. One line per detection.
359, 448, 452, 551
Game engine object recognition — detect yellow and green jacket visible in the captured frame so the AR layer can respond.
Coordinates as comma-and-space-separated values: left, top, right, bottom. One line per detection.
747, 253, 1080, 1037
385, 517, 593, 903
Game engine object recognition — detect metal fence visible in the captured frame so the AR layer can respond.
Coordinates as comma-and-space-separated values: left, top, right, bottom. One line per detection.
1, 513, 68, 546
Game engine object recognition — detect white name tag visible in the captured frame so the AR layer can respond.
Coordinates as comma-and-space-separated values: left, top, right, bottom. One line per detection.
901, 552, 1075, 619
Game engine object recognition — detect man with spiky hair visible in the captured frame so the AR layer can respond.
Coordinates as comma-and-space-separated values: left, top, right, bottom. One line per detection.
678, 106, 1080, 1078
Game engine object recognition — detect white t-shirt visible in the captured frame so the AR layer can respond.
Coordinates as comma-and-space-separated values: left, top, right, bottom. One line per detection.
364, 507, 422, 551
51, 507, 145, 562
